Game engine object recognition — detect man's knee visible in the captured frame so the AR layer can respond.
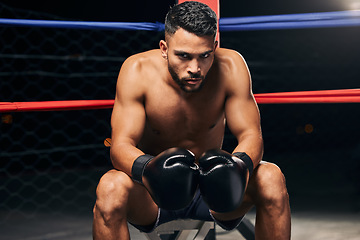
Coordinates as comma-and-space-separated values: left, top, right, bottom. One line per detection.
252, 162, 289, 207
94, 170, 133, 223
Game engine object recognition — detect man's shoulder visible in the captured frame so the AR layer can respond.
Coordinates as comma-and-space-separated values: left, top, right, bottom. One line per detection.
212, 48, 250, 91
117, 49, 163, 89
215, 48, 245, 63
213, 48, 248, 75
124, 49, 161, 67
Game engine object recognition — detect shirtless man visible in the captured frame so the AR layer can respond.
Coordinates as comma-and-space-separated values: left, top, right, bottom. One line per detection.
93, 1, 291, 239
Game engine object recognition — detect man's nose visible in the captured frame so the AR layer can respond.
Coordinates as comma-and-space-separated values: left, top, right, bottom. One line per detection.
187, 59, 200, 75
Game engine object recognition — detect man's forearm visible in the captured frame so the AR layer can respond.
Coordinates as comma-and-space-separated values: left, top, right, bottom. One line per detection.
232, 134, 264, 169
110, 142, 145, 175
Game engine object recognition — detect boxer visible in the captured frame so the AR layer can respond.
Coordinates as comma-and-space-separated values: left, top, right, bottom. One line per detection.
93, 2, 291, 239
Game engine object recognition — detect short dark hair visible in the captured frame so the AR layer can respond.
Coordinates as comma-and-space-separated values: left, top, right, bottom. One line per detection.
165, 1, 217, 39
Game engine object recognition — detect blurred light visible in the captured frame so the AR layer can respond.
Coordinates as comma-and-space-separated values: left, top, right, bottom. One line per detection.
349, 1, 360, 10
304, 124, 314, 134
1, 114, 13, 124
296, 124, 314, 135
104, 138, 111, 147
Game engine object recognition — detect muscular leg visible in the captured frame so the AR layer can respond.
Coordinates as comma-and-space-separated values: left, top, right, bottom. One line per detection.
251, 162, 291, 240
211, 161, 291, 240
93, 169, 158, 240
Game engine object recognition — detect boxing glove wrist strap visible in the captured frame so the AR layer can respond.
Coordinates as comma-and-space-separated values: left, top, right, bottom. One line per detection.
233, 152, 254, 177
131, 154, 153, 184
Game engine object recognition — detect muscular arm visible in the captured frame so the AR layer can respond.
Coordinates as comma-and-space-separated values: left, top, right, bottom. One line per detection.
223, 50, 264, 168
110, 55, 147, 175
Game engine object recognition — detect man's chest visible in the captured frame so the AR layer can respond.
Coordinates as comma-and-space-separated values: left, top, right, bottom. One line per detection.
144, 90, 225, 138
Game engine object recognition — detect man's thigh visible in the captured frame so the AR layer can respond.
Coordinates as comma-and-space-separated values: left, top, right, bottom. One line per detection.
106, 169, 159, 226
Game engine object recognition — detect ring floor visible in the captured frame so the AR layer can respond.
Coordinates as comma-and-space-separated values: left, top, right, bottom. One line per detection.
2, 208, 360, 240
2, 149, 360, 239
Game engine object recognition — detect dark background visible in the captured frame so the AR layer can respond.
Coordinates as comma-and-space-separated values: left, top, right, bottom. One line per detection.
1, 0, 359, 220
1, 0, 358, 21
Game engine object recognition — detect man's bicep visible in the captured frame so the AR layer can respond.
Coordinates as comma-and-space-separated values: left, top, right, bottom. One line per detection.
111, 96, 146, 147
111, 58, 146, 148
224, 50, 263, 165
225, 93, 261, 139
108, 101, 145, 173
225, 52, 261, 138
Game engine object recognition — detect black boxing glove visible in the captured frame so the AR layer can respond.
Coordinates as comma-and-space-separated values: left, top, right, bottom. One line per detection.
198, 149, 253, 213
131, 147, 199, 210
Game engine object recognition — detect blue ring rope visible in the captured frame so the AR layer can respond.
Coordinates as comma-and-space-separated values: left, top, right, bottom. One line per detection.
0, 10, 359, 31
0, 19, 165, 31
220, 10, 360, 31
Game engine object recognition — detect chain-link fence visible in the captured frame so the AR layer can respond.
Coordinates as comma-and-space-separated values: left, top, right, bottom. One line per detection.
1, 2, 360, 228
221, 28, 360, 208
0, 3, 163, 223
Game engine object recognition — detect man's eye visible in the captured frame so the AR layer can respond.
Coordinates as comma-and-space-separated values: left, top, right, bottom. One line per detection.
179, 54, 189, 59
201, 53, 210, 58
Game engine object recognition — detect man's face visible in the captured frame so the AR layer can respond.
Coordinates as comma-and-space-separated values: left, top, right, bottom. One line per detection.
160, 28, 217, 93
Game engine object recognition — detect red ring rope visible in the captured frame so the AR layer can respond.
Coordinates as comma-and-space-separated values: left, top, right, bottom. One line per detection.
0, 89, 359, 113
255, 89, 360, 104
0, 100, 114, 112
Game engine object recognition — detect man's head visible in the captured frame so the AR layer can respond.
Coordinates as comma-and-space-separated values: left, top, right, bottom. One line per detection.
160, 1, 218, 93
165, 1, 218, 41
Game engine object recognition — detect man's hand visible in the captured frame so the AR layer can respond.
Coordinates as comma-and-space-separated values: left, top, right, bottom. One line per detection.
131, 147, 199, 210
198, 149, 253, 213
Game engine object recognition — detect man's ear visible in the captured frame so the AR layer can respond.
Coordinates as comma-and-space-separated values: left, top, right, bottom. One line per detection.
159, 40, 168, 59
214, 40, 219, 51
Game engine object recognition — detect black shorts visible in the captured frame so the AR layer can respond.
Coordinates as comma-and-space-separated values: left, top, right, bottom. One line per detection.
129, 190, 244, 233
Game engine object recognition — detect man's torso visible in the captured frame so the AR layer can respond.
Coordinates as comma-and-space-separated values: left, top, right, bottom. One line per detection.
128, 49, 234, 158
